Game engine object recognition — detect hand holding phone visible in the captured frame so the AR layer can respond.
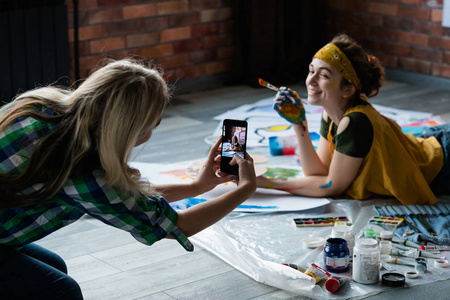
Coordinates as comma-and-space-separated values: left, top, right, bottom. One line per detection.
220, 119, 248, 175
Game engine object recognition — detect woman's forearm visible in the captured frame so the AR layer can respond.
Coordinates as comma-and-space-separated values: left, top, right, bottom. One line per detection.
258, 176, 342, 198
154, 182, 202, 202
175, 183, 256, 236
294, 124, 328, 175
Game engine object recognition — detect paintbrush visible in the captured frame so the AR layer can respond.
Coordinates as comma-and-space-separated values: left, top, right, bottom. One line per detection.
258, 78, 280, 92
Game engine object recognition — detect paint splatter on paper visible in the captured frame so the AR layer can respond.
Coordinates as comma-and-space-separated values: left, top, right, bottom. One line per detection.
263, 167, 301, 179
170, 197, 278, 211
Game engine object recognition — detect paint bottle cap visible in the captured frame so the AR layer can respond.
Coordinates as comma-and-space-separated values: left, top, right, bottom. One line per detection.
380, 231, 393, 240
303, 237, 325, 249
382, 273, 405, 287
325, 277, 340, 293
331, 225, 353, 238
404, 269, 419, 279
363, 228, 377, 239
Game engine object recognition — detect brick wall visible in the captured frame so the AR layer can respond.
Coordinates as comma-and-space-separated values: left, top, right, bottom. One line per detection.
66, 0, 235, 90
318, 0, 450, 79
65, 0, 450, 91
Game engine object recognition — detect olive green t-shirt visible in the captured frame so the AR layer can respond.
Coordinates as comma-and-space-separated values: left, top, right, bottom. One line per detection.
320, 111, 374, 158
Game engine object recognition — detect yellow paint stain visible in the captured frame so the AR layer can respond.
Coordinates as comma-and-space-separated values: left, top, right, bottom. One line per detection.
265, 125, 291, 131
264, 184, 276, 189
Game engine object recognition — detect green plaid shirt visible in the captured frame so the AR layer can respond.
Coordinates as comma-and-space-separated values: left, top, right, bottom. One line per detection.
0, 103, 193, 252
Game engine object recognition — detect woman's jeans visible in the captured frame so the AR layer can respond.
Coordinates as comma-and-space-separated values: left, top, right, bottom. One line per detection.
0, 243, 83, 300
421, 123, 450, 195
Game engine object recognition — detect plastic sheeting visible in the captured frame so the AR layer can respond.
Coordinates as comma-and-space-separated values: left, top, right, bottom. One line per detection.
190, 197, 450, 299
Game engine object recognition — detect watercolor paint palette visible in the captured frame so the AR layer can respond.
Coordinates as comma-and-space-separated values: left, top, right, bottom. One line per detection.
294, 216, 352, 227
368, 216, 404, 227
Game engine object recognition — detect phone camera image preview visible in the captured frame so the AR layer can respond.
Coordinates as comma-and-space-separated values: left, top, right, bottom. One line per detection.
222, 125, 246, 158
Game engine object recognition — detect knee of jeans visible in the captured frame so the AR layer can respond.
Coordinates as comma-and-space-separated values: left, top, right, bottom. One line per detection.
51, 254, 68, 274
55, 276, 83, 300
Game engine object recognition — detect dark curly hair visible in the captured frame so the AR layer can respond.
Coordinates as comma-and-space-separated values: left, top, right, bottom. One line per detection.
331, 34, 385, 98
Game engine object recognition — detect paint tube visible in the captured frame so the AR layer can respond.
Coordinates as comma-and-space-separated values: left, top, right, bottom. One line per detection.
391, 247, 445, 260
281, 263, 306, 272
304, 263, 331, 284
325, 275, 350, 293
380, 254, 415, 267
420, 245, 449, 251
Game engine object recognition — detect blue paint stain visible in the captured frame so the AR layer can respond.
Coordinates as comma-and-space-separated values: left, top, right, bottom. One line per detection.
170, 197, 278, 211
310, 132, 320, 141
320, 180, 332, 188
237, 205, 278, 209
170, 198, 206, 210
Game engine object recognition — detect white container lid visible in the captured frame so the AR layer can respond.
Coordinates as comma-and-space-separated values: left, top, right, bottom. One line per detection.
303, 237, 325, 248
380, 231, 394, 239
356, 237, 378, 248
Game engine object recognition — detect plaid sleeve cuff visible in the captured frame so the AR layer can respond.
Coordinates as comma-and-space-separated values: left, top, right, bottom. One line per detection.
131, 196, 194, 252
159, 201, 194, 252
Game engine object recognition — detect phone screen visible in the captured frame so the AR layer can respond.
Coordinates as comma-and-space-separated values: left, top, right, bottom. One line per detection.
220, 119, 248, 175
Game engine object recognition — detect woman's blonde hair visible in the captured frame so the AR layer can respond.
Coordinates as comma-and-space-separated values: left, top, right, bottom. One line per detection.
0, 58, 169, 208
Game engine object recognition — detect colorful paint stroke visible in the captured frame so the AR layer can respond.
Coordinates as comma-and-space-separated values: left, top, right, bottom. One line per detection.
170, 198, 278, 211
162, 166, 232, 185
161, 169, 192, 181
263, 167, 301, 179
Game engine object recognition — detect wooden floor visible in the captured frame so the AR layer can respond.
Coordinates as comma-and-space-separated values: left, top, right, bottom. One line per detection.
36, 79, 450, 299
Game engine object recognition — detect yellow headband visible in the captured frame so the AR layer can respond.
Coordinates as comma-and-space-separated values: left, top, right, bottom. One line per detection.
312, 43, 362, 92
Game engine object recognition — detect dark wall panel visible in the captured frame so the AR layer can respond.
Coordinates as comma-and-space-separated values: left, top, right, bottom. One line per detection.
0, 2, 69, 103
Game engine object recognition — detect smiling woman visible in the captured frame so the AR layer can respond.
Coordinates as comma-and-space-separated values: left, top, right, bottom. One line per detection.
256, 33, 450, 206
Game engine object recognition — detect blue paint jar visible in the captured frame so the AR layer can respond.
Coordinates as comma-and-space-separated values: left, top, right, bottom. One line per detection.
268, 136, 283, 156
324, 238, 350, 273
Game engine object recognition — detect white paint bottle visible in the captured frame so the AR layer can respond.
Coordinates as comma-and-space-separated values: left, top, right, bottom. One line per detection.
352, 238, 380, 284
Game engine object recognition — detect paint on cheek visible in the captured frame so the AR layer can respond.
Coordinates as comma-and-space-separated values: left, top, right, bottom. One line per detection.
320, 180, 332, 188
329, 83, 336, 89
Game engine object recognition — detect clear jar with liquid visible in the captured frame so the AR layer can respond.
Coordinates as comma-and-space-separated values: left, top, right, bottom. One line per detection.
352, 238, 380, 284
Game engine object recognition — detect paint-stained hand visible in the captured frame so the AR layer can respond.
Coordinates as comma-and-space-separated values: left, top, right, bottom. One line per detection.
273, 87, 306, 124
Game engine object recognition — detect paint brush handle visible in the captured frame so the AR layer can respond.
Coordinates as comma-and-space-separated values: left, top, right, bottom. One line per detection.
417, 214, 437, 236
258, 78, 279, 92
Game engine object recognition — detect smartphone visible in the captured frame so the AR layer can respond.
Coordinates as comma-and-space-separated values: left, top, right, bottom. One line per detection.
220, 119, 248, 175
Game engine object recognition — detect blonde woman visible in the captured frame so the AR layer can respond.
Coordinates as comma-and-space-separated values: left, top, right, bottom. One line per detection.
0, 59, 256, 299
